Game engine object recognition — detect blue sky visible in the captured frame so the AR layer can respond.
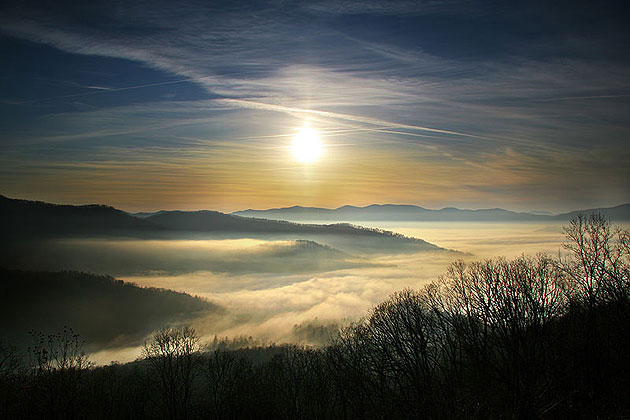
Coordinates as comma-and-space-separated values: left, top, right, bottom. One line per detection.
1, 0, 628, 212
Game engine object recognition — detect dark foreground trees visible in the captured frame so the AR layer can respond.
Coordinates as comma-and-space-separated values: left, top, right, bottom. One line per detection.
143, 327, 200, 420
327, 214, 628, 419
0, 214, 628, 419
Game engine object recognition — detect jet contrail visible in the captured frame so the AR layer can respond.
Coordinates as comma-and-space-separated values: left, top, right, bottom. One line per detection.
218, 98, 488, 140
535, 94, 630, 102
14, 69, 267, 105
15, 78, 206, 105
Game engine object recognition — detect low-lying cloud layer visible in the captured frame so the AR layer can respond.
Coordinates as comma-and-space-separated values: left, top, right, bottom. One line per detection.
94, 221, 569, 362
3, 218, 599, 364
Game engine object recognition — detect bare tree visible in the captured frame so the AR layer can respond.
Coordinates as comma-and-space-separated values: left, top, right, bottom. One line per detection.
28, 326, 92, 419
143, 326, 200, 420
434, 255, 568, 416
560, 213, 630, 308
557, 214, 630, 414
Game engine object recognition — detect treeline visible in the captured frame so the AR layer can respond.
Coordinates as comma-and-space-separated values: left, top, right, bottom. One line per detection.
1, 214, 629, 419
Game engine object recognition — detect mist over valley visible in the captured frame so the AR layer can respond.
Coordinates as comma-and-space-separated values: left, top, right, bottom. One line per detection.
3, 195, 626, 364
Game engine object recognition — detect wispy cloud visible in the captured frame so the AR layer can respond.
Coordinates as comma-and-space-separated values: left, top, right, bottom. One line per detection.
0, 0, 628, 211
217, 98, 488, 139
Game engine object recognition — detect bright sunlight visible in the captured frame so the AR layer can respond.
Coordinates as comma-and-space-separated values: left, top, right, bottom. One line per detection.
291, 127, 323, 163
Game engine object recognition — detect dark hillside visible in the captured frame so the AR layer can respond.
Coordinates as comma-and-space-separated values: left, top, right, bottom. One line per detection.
0, 196, 444, 253
0, 268, 220, 350
145, 210, 429, 238
0, 194, 159, 238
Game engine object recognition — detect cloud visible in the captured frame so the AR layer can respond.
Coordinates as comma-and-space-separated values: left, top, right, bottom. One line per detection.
216, 98, 488, 140
0, 1, 628, 210
110, 221, 569, 354
0, 215, 579, 363
120, 227, 561, 348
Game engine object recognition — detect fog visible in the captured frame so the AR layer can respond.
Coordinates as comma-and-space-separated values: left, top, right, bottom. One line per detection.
88, 221, 576, 364
333, 221, 571, 258
5, 218, 612, 364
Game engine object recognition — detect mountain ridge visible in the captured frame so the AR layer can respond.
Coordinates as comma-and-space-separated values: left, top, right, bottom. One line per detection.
0, 195, 445, 254
233, 203, 630, 222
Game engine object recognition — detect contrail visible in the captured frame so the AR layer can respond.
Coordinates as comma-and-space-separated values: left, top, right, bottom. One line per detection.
535, 94, 630, 102
230, 126, 407, 141
15, 69, 270, 105
218, 98, 488, 140
15, 78, 205, 105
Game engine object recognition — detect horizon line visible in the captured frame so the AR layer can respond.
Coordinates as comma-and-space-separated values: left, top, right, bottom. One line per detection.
3, 193, 629, 218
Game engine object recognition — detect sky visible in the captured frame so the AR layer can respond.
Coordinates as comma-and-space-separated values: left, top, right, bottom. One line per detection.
1, 0, 628, 213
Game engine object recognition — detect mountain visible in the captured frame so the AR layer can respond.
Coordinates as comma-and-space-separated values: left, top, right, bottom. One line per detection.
0, 268, 220, 351
145, 209, 426, 237
142, 210, 443, 253
0, 195, 445, 254
0, 194, 158, 238
233, 203, 630, 222
131, 210, 168, 218
555, 204, 630, 221
0, 195, 400, 238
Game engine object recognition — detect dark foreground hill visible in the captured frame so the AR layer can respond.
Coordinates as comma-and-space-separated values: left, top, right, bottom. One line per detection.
0, 268, 220, 351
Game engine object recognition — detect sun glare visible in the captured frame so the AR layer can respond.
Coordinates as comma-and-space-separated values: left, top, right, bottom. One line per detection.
291, 127, 323, 163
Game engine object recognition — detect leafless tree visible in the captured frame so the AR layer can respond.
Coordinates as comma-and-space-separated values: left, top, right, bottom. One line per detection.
28, 326, 92, 419
560, 213, 630, 308
143, 326, 200, 420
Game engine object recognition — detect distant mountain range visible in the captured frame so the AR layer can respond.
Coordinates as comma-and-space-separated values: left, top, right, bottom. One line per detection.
233, 203, 630, 222
0, 195, 443, 254
4, 194, 627, 259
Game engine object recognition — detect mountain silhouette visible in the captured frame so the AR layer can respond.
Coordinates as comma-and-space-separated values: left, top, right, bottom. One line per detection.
233, 203, 630, 222
0, 195, 444, 253
0, 194, 158, 238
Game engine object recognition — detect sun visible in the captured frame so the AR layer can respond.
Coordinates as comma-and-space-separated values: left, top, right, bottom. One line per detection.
291, 127, 323, 163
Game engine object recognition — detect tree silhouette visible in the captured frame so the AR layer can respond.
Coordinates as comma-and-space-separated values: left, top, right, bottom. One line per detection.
28, 326, 92, 419
143, 326, 200, 420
